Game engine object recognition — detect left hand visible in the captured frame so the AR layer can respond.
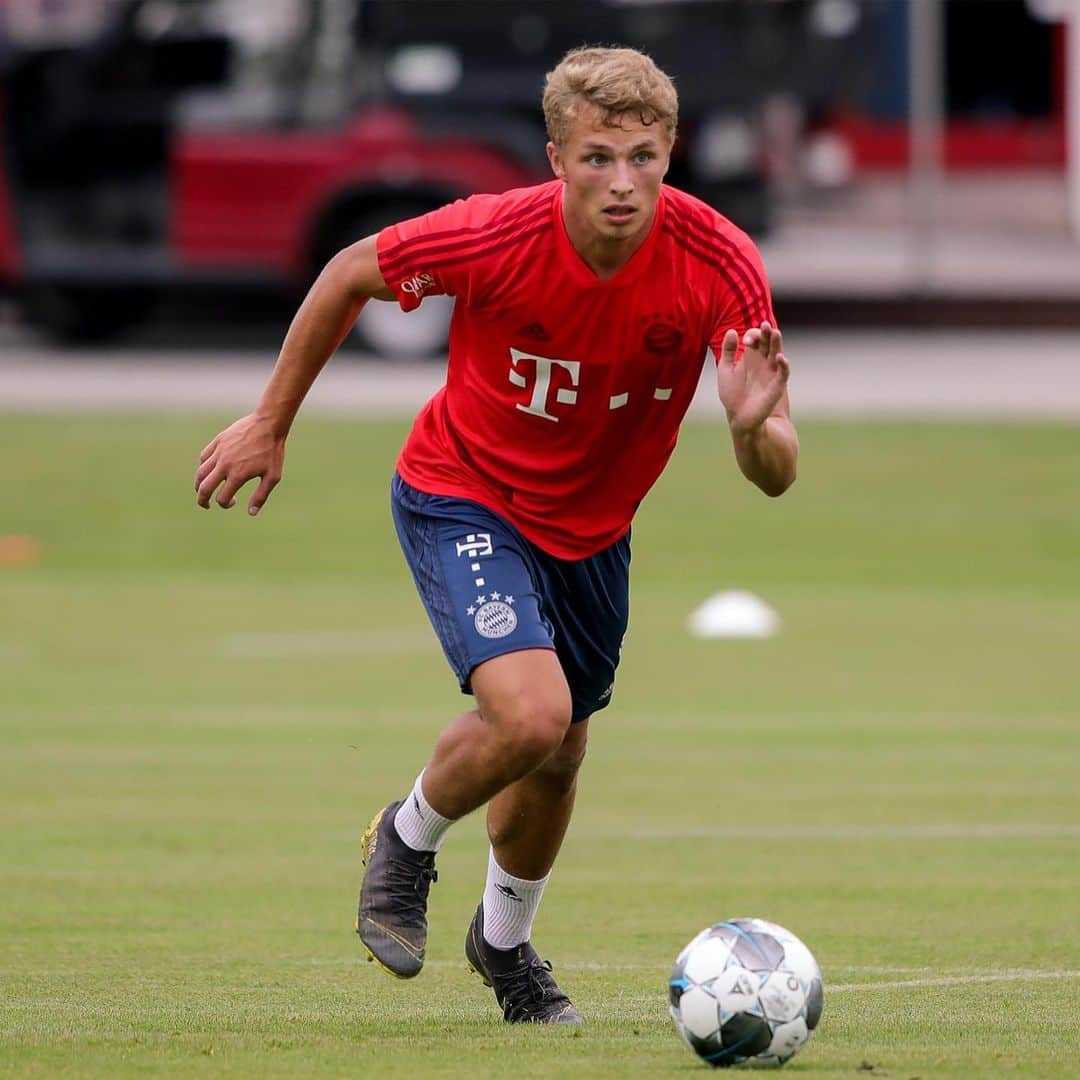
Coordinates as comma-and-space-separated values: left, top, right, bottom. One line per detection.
717, 321, 790, 434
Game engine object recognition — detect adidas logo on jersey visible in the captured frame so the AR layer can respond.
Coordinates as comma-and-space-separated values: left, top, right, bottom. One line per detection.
515, 321, 550, 342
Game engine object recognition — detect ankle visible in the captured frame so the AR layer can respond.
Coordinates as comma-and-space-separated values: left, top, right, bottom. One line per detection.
482, 848, 549, 950
393, 772, 455, 853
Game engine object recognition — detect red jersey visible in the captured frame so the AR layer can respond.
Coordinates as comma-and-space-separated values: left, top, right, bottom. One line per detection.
377, 180, 775, 560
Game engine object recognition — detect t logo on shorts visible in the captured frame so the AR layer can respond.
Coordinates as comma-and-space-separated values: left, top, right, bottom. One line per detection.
508, 348, 580, 422
455, 533, 493, 559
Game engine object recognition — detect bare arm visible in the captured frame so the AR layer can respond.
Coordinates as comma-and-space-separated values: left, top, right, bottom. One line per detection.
194, 235, 394, 514
717, 322, 798, 497
251, 236, 395, 437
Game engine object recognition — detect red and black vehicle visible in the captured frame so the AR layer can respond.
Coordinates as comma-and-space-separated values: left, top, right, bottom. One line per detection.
0, 0, 800, 351
0, 0, 1065, 349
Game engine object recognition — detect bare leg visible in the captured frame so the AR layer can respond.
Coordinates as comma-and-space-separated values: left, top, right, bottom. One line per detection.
419, 648, 573, 820
359, 650, 574, 980
486, 719, 588, 880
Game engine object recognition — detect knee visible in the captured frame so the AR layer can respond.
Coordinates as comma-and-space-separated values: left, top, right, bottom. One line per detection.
535, 730, 588, 794
485, 685, 572, 765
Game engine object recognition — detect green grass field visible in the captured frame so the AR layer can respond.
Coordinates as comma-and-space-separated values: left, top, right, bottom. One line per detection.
2, 415, 1078, 1077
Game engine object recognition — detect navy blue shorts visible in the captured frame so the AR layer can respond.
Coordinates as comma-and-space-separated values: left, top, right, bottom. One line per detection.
390, 474, 630, 723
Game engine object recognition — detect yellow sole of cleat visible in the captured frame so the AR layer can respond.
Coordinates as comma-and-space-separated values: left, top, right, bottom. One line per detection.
359, 807, 386, 868
362, 942, 412, 980
465, 961, 492, 988
356, 913, 414, 981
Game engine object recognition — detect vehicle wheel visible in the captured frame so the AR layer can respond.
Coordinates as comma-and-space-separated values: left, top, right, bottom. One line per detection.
318, 202, 453, 360
21, 284, 157, 344
352, 288, 454, 360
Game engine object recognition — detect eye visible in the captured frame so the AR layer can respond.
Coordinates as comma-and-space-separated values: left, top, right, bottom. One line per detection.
587, 153, 608, 166
634, 151, 654, 165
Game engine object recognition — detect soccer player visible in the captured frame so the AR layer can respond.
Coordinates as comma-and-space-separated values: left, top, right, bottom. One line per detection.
195, 46, 797, 1024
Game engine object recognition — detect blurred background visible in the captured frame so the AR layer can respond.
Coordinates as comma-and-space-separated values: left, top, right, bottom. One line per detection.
0, 0, 1078, 354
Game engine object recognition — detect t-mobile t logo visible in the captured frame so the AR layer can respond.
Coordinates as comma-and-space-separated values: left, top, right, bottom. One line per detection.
455, 533, 493, 559
508, 348, 581, 422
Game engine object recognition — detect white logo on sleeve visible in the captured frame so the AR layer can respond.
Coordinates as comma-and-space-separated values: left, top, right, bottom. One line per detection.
508, 348, 581, 422
401, 272, 436, 297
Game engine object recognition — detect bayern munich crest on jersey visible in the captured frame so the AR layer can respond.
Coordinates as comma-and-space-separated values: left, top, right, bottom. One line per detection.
474, 600, 517, 639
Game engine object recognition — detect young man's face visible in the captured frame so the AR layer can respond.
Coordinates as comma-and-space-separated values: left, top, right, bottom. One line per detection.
547, 103, 671, 243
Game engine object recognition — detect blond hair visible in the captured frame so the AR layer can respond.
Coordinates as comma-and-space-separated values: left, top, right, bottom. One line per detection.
542, 46, 678, 149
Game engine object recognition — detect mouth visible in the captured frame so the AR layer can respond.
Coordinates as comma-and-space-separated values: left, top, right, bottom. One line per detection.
602, 205, 636, 225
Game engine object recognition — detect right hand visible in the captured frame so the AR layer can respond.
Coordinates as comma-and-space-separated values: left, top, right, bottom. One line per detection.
195, 413, 286, 515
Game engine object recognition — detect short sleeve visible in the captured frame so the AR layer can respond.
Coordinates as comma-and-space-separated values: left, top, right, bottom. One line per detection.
707, 227, 777, 362
377, 195, 496, 313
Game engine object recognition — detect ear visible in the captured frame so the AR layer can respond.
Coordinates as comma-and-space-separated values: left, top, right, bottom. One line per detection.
546, 141, 566, 182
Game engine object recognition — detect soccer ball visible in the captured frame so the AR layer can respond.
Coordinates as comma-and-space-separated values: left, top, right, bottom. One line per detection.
669, 918, 823, 1068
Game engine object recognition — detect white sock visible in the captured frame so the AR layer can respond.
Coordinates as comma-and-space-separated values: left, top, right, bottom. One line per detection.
392, 771, 455, 853
482, 848, 550, 950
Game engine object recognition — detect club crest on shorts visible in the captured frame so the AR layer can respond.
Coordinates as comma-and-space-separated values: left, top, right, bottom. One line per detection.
472, 598, 517, 639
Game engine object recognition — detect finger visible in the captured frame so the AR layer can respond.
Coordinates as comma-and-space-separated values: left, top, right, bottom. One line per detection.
768, 327, 783, 364
758, 322, 772, 358
199, 437, 220, 463
196, 464, 227, 509
719, 328, 739, 366
194, 454, 218, 492
247, 474, 280, 517
742, 328, 762, 352
215, 473, 248, 510
775, 353, 790, 384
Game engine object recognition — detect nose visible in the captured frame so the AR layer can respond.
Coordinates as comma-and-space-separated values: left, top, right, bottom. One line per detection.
610, 160, 633, 199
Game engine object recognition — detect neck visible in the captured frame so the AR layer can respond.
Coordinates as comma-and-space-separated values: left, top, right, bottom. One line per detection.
561, 191, 656, 280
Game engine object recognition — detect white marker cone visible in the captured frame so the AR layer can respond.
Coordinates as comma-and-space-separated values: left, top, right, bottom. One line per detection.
687, 591, 781, 639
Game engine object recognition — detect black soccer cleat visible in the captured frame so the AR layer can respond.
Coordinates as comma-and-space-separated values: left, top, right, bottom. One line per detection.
356, 800, 438, 979
465, 903, 582, 1024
